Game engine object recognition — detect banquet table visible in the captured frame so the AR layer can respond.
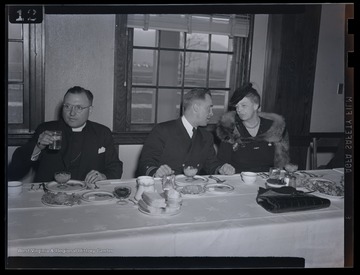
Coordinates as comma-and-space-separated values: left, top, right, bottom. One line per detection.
7, 169, 345, 268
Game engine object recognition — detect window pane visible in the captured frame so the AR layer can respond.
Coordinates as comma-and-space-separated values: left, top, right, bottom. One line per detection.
159, 50, 182, 86
211, 35, 232, 51
134, 29, 156, 47
184, 52, 208, 87
209, 53, 232, 88
157, 89, 181, 123
8, 42, 23, 82
131, 88, 155, 123
8, 84, 23, 124
132, 49, 157, 85
166, 31, 185, 49
209, 90, 229, 124
8, 23, 22, 39
159, 30, 182, 49
186, 33, 209, 50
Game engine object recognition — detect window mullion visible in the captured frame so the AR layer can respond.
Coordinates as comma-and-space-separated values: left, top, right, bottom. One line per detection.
206, 34, 211, 88
154, 31, 162, 124
22, 24, 30, 131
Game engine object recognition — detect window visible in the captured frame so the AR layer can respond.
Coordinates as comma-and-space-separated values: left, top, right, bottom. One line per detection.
7, 23, 28, 130
7, 20, 44, 138
113, 14, 253, 137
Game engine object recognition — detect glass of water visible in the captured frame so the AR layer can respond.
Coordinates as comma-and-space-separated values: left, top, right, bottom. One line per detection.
269, 167, 281, 180
49, 131, 62, 150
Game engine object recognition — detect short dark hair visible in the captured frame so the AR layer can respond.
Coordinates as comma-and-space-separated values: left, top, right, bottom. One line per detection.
229, 83, 260, 108
183, 88, 212, 111
64, 86, 94, 104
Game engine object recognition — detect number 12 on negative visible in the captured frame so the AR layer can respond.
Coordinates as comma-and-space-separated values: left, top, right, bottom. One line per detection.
9, 6, 43, 24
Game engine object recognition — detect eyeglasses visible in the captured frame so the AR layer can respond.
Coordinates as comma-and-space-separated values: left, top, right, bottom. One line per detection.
63, 104, 92, 113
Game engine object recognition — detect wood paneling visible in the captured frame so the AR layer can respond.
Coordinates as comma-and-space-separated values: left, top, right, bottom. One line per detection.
262, 5, 322, 169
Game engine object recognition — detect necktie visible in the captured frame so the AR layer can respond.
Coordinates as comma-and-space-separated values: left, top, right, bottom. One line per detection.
192, 127, 196, 138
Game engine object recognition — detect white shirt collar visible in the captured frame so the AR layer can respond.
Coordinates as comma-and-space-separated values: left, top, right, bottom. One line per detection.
72, 123, 86, 132
181, 116, 195, 138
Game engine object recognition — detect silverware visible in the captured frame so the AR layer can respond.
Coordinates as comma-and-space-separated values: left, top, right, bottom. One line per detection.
257, 172, 269, 179
41, 182, 48, 192
300, 171, 317, 178
208, 175, 226, 183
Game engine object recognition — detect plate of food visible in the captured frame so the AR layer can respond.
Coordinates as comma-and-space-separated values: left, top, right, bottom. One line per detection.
204, 183, 234, 194
179, 184, 205, 196
301, 177, 344, 199
41, 192, 82, 207
81, 190, 115, 202
175, 175, 208, 187
45, 180, 87, 193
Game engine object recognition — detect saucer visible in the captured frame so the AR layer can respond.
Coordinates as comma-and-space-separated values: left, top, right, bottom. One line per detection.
266, 178, 286, 188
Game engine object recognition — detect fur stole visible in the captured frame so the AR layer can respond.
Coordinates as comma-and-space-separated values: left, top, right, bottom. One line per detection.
216, 111, 290, 168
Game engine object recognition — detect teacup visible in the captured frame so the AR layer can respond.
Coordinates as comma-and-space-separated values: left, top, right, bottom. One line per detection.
241, 172, 257, 184
8, 181, 23, 196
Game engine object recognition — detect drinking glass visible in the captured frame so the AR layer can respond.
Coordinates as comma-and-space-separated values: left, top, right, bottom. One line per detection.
183, 164, 199, 182
114, 186, 132, 205
49, 131, 62, 150
54, 171, 71, 189
269, 167, 281, 180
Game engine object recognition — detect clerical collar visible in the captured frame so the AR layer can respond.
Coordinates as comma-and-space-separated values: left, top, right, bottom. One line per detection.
72, 123, 86, 132
181, 116, 195, 138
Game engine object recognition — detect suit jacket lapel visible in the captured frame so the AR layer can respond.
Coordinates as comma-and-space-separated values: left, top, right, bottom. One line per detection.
175, 118, 191, 142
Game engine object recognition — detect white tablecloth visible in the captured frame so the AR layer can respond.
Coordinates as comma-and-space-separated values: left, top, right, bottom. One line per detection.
7, 169, 344, 268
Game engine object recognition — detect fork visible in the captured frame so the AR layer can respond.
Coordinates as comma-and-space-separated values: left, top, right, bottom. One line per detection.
208, 175, 226, 183
300, 171, 318, 178
257, 172, 269, 179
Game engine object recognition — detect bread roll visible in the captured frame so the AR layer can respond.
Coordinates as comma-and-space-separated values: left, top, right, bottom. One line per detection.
142, 191, 166, 208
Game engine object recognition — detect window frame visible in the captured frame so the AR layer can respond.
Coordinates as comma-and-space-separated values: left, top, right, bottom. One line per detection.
112, 14, 254, 144
7, 20, 45, 144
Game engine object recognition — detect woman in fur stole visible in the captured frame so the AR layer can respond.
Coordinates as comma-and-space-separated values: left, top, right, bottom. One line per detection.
216, 83, 290, 173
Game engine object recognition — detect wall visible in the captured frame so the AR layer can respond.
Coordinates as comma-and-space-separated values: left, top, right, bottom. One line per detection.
45, 15, 115, 129
310, 4, 346, 167
310, 4, 345, 133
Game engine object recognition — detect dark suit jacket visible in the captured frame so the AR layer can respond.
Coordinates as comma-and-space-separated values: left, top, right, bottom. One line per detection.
137, 118, 224, 176
8, 119, 123, 182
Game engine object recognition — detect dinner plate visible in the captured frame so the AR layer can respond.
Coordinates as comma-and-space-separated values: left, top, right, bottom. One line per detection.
81, 190, 115, 202
205, 183, 234, 194
301, 177, 344, 199
41, 192, 82, 207
45, 180, 87, 193
42, 199, 73, 208
179, 184, 205, 196
138, 203, 181, 217
175, 175, 208, 187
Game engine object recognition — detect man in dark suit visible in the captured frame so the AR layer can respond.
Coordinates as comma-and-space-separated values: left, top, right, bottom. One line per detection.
8, 86, 123, 184
137, 88, 235, 178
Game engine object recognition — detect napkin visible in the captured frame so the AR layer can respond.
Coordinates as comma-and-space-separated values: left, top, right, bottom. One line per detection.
256, 186, 331, 213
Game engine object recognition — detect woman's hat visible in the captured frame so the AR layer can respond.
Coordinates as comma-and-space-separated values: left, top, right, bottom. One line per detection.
229, 83, 260, 107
